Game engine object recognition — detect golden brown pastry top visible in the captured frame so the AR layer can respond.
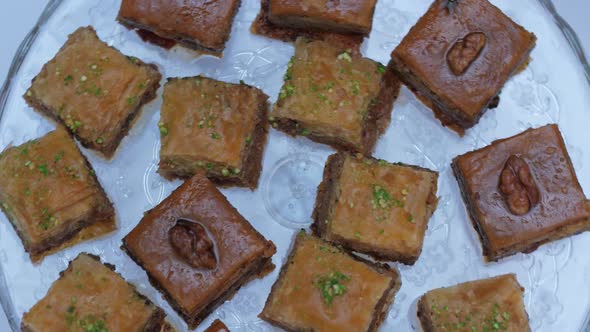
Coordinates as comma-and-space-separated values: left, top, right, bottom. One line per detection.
392, 0, 536, 118
268, 0, 377, 34
453, 124, 589, 255
420, 274, 530, 331
26, 27, 159, 156
261, 233, 397, 331
123, 173, 275, 314
274, 38, 384, 147
160, 77, 266, 169
0, 128, 112, 250
22, 254, 162, 332
328, 154, 438, 258
118, 0, 240, 52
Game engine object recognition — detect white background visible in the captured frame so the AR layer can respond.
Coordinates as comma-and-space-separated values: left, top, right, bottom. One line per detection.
0, 0, 588, 331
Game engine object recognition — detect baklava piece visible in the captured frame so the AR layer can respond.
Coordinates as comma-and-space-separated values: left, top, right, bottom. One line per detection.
452, 124, 590, 261
122, 173, 276, 329
417, 274, 530, 332
21, 253, 166, 332
24, 26, 161, 158
390, 0, 536, 135
312, 153, 439, 265
260, 232, 400, 332
0, 128, 115, 263
271, 38, 400, 155
268, 0, 377, 34
118, 0, 241, 54
204, 319, 230, 332
158, 76, 269, 189
251, 0, 365, 53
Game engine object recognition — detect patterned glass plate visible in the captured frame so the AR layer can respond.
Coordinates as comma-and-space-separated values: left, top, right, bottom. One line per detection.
1, 0, 589, 331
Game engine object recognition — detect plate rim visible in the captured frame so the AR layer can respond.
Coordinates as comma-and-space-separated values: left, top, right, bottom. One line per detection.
0, 0, 589, 331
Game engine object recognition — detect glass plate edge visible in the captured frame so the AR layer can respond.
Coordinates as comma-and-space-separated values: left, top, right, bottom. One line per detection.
0, 2, 65, 330
0, 0, 588, 331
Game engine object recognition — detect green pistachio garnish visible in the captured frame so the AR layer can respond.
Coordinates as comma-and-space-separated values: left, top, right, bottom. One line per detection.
38, 164, 49, 176
284, 58, 294, 80
337, 51, 352, 62
54, 151, 65, 162
158, 122, 169, 136
371, 184, 404, 209
127, 96, 137, 106
351, 80, 360, 95
64, 75, 74, 86
430, 302, 511, 331
315, 271, 350, 305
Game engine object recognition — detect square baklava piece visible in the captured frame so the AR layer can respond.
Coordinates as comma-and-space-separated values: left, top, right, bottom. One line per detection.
158, 76, 269, 189
272, 38, 400, 155
452, 124, 590, 261
24, 26, 161, 158
122, 173, 276, 329
118, 0, 241, 54
260, 232, 400, 332
267, 0, 377, 34
390, 0, 536, 135
251, 0, 366, 52
417, 274, 530, 331
0, 128, 115, 263
21, 253, 166, 332
312, 153, 439, 265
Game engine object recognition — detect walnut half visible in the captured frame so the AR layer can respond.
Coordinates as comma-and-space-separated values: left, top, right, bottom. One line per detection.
499, 155, 540, 215
169, 219, 217, 269
447, 32, 486, 75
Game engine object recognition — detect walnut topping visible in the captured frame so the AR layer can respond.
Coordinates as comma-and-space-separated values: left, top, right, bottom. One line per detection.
447, 32, 487, 75
499, 155, 540, 215
169, 219, 216, 269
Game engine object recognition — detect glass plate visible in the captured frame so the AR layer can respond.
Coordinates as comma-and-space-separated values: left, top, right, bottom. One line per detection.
1, 0, 589, 331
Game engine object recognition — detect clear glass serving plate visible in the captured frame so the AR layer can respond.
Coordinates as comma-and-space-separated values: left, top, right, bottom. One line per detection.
0, 0, 589, 331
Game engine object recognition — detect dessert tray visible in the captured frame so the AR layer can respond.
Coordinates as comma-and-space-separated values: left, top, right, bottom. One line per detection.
1, 0, 590, 331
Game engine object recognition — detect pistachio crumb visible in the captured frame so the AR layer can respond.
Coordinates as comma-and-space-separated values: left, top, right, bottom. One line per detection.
337, 51, 353, 62
158, 122, 168, 136
315, 271, 350, 305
